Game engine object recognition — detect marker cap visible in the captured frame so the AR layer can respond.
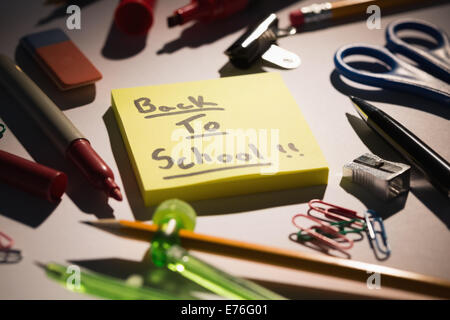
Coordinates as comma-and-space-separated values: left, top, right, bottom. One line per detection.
0, 150, 67, 203
114, 0, 156, 35
66, 139, 122, 201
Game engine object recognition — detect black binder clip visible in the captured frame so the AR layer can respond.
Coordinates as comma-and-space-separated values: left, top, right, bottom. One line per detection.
224, 13, 300, 69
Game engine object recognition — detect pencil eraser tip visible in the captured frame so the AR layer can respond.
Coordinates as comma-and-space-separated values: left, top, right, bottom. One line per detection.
289, 10, 304, 27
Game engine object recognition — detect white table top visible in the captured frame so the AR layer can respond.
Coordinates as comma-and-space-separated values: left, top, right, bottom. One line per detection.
0, 0, 449, 299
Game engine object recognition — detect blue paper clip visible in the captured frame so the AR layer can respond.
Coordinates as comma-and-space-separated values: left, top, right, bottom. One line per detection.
364, 210, 391, 260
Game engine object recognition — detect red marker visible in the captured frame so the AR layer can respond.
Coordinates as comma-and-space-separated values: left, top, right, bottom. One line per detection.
0, 150, 67, 203
115, 0, 157, 35
167, 0, 251, 27
0, 55, 122, 201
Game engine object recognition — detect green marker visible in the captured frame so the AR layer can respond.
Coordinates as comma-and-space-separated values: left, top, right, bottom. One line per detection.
150, 199, 285, 300
39, 262, 192, 300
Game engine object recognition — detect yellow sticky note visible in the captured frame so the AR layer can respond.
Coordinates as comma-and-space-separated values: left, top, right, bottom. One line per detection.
112, 73, 328, 206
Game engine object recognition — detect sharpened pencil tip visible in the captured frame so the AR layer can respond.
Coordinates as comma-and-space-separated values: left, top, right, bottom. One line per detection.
34, 261, 47, 269
81, 219, 121, 229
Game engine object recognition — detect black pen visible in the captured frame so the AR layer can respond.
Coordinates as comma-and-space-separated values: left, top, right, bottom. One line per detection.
350, 96, 450, 198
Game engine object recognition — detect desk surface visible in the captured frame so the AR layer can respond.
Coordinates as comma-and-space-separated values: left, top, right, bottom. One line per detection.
0, 0, 449, 299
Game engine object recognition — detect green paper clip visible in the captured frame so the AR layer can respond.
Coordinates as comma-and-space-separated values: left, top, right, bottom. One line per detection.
297, 218, 366, 242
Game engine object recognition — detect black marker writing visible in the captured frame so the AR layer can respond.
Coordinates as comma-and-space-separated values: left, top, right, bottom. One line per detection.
163, 163, 272, 180
176, 114, 206, 133
177, 103, 193, 109
152, 148, 174, 169
191, 147, 212, 164
134, 97, 156, 113
135, 95, 221, 119
151, 144, 268, 175
177, 157, 195, 170
188, 95, 218, 108
145, 108, 224, 119
288, 143, 299, 152
187, 132, 228, 139
159, 105, 176, 112
249, 143, 264, 160
277, 143, 304, 158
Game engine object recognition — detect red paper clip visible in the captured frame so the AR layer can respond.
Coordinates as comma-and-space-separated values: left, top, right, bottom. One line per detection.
0, 231, 13, 250
292, 214, 354, 251
308, 199, 364, 228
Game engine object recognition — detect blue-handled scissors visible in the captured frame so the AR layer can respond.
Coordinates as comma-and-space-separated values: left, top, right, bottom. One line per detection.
334, 19, 450, 104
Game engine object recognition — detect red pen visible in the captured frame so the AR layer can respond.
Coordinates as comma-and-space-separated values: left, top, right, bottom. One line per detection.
167, 0, 251, 27
0, 55, 122, 201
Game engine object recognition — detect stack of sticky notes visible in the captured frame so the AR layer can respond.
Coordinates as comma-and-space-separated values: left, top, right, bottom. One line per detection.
112, 72, 328, 206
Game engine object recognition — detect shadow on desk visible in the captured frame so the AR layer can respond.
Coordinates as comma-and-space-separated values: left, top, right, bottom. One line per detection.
70, 257, 211, 299
330, 67, 450, 120
0, 92, 114, 225
0, 183, 56, 228
252, 279, 376, 300
218, 60, 267, 78
103, 107, 326, 221
102, 21, 147, 60
157, 0, 298, 55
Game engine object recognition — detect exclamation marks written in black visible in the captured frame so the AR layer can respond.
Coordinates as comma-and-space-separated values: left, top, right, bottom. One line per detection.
277, 143, 304, 158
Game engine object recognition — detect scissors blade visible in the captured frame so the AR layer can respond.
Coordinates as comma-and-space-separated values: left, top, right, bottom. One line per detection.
389, 60, 450, 101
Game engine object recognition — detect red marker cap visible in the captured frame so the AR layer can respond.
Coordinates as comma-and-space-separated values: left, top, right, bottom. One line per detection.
114, 0, 156, 35
0, 150, 67, 203
66, 139, 122, 201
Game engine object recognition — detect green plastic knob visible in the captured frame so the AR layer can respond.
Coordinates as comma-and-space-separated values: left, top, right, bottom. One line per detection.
152, 199, 196, 231
151, 199, 197, 267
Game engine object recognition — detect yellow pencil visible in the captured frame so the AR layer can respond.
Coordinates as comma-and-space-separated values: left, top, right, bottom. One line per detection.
290, 0, 429, 27
86, 219, 450, 298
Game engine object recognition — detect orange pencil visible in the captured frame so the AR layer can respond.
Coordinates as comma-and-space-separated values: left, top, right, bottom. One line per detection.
290, 0, 428, 27
86, 219, 450, 298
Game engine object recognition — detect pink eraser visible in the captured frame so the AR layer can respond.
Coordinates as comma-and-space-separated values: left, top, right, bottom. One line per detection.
21, 29, 102, 90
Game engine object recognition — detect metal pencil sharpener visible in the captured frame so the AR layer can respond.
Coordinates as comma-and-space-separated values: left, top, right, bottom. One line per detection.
343, 153, 411, 200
